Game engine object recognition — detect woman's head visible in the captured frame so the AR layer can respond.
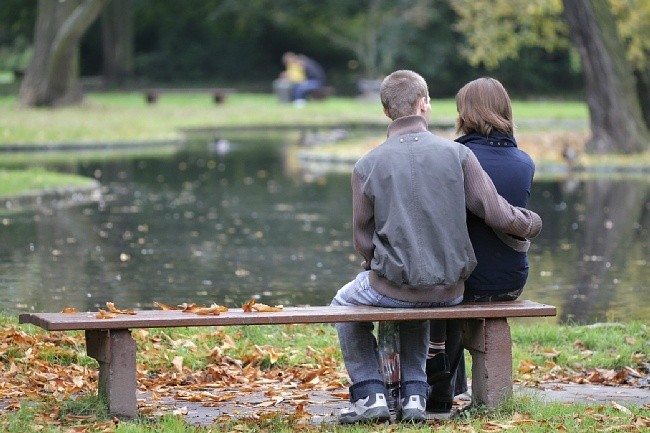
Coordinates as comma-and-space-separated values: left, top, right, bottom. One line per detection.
455, 77, 514, 136
380, 70, 430, 120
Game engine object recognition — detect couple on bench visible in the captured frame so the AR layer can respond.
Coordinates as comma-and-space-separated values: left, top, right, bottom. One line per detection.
330, 71, 540, 424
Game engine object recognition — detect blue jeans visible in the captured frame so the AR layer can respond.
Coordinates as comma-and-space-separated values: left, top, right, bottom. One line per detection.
293, 79, 323, 100
331, 271, 462, 402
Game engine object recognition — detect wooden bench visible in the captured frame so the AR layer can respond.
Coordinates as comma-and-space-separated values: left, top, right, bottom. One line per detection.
18, 300, 556, 418
143, 88, 235, 104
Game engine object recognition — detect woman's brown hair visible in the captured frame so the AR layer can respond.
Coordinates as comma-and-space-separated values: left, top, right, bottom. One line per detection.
455, 77, 515, 136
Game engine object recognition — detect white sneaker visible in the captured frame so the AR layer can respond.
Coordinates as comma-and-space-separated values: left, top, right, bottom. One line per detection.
399, 395, 426, 422
338, 393, 391, 424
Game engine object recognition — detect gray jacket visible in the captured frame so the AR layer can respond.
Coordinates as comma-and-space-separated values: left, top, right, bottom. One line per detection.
352, 115, 542, 304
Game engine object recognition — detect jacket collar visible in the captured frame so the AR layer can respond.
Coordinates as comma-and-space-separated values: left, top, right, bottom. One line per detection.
387, 115, 429, 138
456, 132, 518, 148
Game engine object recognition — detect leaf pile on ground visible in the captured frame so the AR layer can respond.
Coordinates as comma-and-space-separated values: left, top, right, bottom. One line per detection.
0, 324, 349, 420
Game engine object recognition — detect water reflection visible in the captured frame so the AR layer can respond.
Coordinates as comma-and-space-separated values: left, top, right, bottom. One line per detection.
536, 180, 650, 323
526, 175, 649, 323
0, 137, 648, 324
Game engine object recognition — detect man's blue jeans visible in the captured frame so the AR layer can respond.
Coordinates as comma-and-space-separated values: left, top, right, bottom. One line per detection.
331, 271, 462, 402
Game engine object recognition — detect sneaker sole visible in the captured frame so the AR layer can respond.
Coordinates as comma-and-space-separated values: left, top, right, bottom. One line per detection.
399, 409, 426, 423
339, 407, 391, 424
425, 410, 452, 420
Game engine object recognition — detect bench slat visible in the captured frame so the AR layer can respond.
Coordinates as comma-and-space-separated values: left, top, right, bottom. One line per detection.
19, 300, 556, 331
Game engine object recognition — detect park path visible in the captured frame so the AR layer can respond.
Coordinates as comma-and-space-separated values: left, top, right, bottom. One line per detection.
138, 383, 650, 426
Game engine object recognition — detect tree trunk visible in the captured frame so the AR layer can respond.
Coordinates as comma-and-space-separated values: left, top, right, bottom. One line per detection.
635, 67, 650, 128
101, 0, 134, 86
562, 0, 650, 154
19, 0, 108, 107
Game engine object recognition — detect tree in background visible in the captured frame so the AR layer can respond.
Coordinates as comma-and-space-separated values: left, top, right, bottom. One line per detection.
450, 0, 649, 154
101, 0, 133, 86
563, 0, 649, 154
19, 0, 107, 107
0, 0, 35, 77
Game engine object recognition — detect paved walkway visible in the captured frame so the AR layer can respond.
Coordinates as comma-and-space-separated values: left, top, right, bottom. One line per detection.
140, 383, 650, 426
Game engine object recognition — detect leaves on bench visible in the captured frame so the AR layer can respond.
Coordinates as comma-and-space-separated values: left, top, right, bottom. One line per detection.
95, 309, 117, 319
94, 302, 136, 319
181, 303, 229, 316
242, 298, 283, 313
153, 301, 229, 315
153, 301, 178, 310
106, 302, 136, 315
64, 298, 284, 320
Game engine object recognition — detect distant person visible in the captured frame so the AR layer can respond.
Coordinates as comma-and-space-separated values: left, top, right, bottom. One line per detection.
330, 70, 542, 424
280, 51, 305, 84
292, 54, 326, 104
426, 77, 536, 416
273, 52, 306, 103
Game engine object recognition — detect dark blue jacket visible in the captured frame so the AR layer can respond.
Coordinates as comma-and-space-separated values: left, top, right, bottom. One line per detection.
457, 132, 535, 294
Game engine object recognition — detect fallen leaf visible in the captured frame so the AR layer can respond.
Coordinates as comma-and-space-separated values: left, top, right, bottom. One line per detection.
242, 298, 283, 312
61, 307, 78, 314
518, 359, 538, 374
242, 298, 256, 312
252, 303, 283, 312
611, 400, 632, 414
154, 301, 178, 310
106, 302, 136, 315
172, 356, 184, 374
96, 309, 117, 319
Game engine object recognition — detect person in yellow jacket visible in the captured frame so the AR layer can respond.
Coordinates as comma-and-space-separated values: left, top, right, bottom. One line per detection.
275, 52, 306, 104
281, 52, 306, 83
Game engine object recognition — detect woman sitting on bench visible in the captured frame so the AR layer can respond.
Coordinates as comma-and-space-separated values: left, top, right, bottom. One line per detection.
427, 77, 537, 416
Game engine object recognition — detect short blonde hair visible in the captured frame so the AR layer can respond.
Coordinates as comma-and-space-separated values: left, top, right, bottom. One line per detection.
380, 70, 429, 120
455, 77, 514, 136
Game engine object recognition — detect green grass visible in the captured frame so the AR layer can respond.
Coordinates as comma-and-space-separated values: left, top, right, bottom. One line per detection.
0, 167, 97, 197
0, 92, 589, 146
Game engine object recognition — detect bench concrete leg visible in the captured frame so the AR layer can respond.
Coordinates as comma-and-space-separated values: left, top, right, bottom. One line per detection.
462, 318, 513, 408
86, 330, 137, 418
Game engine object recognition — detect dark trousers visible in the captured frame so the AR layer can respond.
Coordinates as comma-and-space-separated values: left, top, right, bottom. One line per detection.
427, 289, 523, 406
427, 319, 467, 405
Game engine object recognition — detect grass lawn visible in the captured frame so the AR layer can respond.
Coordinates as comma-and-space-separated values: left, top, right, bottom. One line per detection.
0, 92, 589, 146
0, 168, 97, 198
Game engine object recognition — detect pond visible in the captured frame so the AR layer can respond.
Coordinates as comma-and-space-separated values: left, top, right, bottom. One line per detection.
0, 133, 648, 324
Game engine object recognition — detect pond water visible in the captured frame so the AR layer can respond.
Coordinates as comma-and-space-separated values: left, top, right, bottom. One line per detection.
1, 134, 648, 324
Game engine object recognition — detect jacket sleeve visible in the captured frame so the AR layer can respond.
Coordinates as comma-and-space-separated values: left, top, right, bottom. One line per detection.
351, 169, 375, 270
463, 151, 542, 238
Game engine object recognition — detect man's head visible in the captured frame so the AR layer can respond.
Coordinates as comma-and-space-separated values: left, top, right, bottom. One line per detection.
380, 70, 430, 120
455, 77, 514, 136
